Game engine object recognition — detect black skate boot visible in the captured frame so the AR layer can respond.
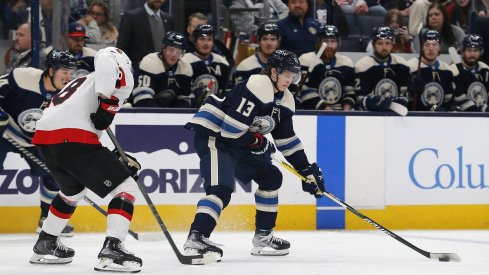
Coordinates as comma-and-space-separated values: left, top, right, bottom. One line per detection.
36, 214, 74, 237
183, 230, 223, 262
29, 231, 75, 264
251, 229, 290, 256
94, 237, 142, 273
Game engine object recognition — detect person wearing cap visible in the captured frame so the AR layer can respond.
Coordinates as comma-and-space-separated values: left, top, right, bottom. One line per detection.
407, 29, 455, 111
232, 22, 281, 86
131, 31, 194, 108
449, 34, 489, 112
354, 26, 410, 114
181, 24, 230, 104
298, 24, 355, 111
64, 22, 97, 77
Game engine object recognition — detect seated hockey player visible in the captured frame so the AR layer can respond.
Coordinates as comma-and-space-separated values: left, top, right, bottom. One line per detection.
449, 34, 489, 112
29, 47, 143, 273
231, 22, 281, 86
298, 25, 355, 111
132, 31, 193, 108
354, 26, 410, 114
181, 24, 230, 105
183, 49, 326, 260
0, 49, 77, 237
407, 30, 455, 111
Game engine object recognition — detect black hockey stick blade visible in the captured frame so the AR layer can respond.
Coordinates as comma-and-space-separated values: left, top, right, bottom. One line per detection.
106, 128, 216, 265
271, 155, 461, 262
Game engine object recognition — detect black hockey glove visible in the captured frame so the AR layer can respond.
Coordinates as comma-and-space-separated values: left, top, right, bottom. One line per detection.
0, 110, 9, 134
298, 163, 325, 198
155, 89, 176, 107
112, 148, 141, 180
90, 96, 119, 130
408, 75, 425, 95
362, 95, 391, 111
249, 133, 276, 160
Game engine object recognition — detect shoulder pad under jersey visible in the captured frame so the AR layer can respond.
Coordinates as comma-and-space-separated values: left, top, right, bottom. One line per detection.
12, 67, 43, 94
139, 53, 165, 74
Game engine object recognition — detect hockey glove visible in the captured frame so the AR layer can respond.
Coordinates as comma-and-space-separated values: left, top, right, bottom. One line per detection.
0, 110, 9, 134
362, 95, 391, 111
112, 148, 141, 180
408, 75, 425, 95
298, 163, 325, 198
90, 96, 119, 130
249, 133, 276, 160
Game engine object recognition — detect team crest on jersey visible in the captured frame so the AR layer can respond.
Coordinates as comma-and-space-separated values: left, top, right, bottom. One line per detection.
249, 116, 275, 135
467, 82, 488, 106
18, 109, 43, 133
374, 79, 398, 97
75, 68, 90, 78
318, 77, 342, 104
421, 82, 444, 107
192, 74, 219, 96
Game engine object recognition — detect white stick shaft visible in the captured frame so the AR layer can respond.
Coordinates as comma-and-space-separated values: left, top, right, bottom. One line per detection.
311, 42, 327, 73
448, 47, 461, 64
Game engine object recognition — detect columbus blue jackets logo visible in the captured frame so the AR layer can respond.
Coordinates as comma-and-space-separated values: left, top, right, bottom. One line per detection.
249, 116, 275, 135
18, 108, 43, 133
467, 82, 488, 106
374, 79, 398, 97
192, 74, 218, 96
318, 77, 342, 104
421, 82, 444, 107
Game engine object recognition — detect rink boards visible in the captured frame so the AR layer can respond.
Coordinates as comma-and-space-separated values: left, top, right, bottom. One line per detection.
1, 110, 489, 232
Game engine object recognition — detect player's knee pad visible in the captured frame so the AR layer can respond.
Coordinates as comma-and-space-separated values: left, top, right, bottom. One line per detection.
59, 188, 87, 206
49, 189, 86, 218
256, 165, 283, 191
109, 176, 139, 199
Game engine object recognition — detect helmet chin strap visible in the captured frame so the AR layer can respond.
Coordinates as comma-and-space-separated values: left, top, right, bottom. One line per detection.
48, 68, 62, 92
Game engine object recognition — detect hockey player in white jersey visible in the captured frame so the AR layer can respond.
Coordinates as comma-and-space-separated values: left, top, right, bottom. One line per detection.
183, 49, 326, 260
29, 47, 143, 273
0, 49, 77, 236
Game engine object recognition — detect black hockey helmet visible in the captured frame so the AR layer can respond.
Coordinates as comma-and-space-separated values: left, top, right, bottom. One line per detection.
45, 49, 77, 70
163, 31, 185, 49
192, 24, 214, 40
421, 29, 441, 44
462, 33, 484, 51
318, 25, 339, 40
267, 49, 301, 84
371, 26, 394, 42
257, 23, 280, 40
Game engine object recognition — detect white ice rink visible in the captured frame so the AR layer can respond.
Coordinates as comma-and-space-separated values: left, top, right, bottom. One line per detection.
1, 230, 488, 275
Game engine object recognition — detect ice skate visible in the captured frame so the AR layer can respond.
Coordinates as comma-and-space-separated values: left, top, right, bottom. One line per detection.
251, 229, 290, 256
36, 214, 74, 237
94, 237, 142, 273
183, 230, 223, 262
29, 231, 75, 264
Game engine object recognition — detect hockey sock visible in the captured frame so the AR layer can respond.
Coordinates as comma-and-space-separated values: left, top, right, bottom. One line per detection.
42, 193, 77, 236
191, 195, 224, 237
106, 192, 135, 241
255, 189, 279, 230
40, 177, 60, 217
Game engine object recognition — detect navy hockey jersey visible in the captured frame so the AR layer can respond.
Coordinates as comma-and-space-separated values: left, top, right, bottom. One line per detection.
186, 74, 310, 169
449, 61, 489, 112
298, 52, 355, 110
132, 52, 193, 108
181, 52, 230, 96
232, 54, 267, 86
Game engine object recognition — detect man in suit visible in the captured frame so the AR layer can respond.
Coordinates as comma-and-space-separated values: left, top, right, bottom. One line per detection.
116, 0, 175, 65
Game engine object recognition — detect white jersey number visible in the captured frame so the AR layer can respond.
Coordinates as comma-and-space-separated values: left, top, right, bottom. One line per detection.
236, 97, 255, 117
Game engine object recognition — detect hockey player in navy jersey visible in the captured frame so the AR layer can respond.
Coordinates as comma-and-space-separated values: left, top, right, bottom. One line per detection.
183, 49, 326, 260
29, 47, 143, 273
449, 34, 489, 112
232, 23, 281, 86
407, 30, 455, 111
354, 26, 410, 114
0, 49, 77, 236
298, 25, 355, 111
132, 31, 194, 108
181, 24, 230, 104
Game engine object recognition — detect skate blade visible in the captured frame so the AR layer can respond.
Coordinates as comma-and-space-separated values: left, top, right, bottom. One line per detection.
94, 258, 141, 273
29, 253, 73, 264
184, 248, 222, 263
251, 246, 289, 256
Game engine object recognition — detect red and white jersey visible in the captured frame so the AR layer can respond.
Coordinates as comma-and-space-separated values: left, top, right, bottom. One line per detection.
33, 47, 134, 145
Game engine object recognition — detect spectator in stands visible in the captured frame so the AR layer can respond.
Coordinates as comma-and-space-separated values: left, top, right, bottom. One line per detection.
229, 0, 289, 36
339, 0, 386, 16
413, 3, 465, 53
446, 0, 487, 33
408, 0, 435, 37
78, 0, 118, 45
380, 0, 412, 16
132, 31, 194, 108
1, 0, 29, 35
117, 0, 174, 65
278, 0, 321, 57
5, 22, 31, 73
366, 9, 412, 53
316, 0, 350, 37
476, 15, 489, 64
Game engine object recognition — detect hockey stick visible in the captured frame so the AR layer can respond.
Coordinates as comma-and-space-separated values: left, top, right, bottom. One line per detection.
105, 128, 215, 265
1, 130, 150, 241
271, 154, 461, 262
294, 42, 327, 96
412, 23, 425, 111
196, 79, 216, 107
